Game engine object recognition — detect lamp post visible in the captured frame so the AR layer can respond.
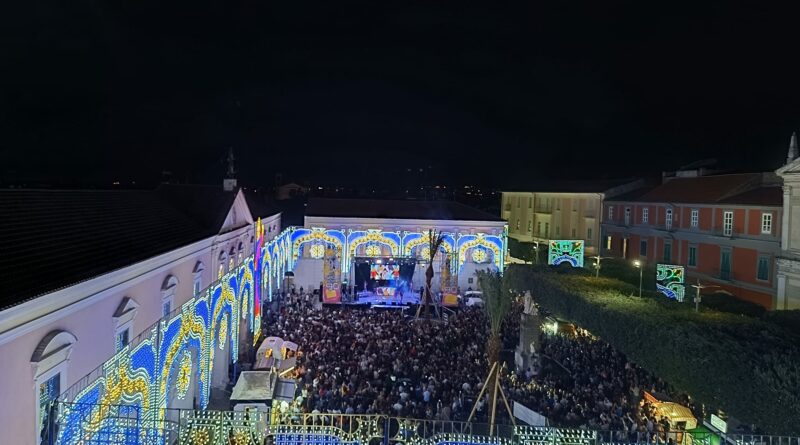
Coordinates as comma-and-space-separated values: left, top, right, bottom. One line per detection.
532, 244, 539, 265
593, 255, 610, 278
633, 260, 643, 298
690, 279, 718, 313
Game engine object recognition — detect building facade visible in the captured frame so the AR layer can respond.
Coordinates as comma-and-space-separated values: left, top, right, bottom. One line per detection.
0, 184, 282, 445
501, 180, 643, 255
293, 198, 508, 293
774, 132, 800, 309
601, 173, 782, 309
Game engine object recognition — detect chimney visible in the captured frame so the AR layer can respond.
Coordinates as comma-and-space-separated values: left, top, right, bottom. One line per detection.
787, 132, 798, 165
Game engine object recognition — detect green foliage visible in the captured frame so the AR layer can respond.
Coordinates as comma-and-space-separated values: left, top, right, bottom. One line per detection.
477, 270, 512, 335
701, 294, 767, 317
505, 264, 800, 435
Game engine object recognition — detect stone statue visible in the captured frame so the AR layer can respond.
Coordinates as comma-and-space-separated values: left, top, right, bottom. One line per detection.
523, 290, 537, 315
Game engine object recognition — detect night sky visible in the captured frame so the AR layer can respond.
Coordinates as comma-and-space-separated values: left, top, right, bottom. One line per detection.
2, 1, 799, 188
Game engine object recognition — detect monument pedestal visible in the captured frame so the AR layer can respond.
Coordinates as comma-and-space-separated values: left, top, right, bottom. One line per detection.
515, 313, 541, 373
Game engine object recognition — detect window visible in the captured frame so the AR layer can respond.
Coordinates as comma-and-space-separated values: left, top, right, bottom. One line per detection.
38, 373, 60, 442
516, 218, 520, 230
115, 328, 129, 352
642, 208, 649, 223
193, 280, 201, 297
640, 240, 648, 256
545, 223, 550, 237
32, 331, 76, 444
528, 197, 532, 208
624, 207, 631, 225
572, 199, 578, 211
571, 228, 576, 238
608, 206, 614, 220
720, 249, 732, 280
517, 197, 520, 208
555, 199, 560, 211
113, 297, 138, 353
665, 208, 673, 229
723, 211, 733, 236
161, 275, 178, 318
761, 212, 773, 234
606, 236, 612, 250
663, 241, 672, 262
555, 226, 560, 236
587, 228, 593, 240
688, 246, 697, 267
691, 209, 699, 228
537, 222, 542, 236
527, 220, 532, 232
757, 255, 770, 281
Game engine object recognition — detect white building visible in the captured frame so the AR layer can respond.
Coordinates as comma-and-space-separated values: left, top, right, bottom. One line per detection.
501, 179, 643, 255
291, 198, 508, 293
0, 184, 281, 445
775, 133, 800, 309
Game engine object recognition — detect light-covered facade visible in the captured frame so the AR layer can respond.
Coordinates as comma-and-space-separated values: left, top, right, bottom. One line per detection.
292, 199, 508, 293
0, 185, 282, 445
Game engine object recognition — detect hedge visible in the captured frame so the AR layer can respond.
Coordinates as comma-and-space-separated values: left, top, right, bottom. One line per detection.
505, 265, 800, 435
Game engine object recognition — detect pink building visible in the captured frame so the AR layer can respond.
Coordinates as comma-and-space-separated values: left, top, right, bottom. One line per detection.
0, 184, 281, 445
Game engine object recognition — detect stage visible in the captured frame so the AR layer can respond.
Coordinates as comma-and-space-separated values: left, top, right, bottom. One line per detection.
341, 290, 421, 306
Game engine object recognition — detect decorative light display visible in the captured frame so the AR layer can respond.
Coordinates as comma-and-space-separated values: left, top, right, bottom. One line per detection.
364, 244, 382, 257
401, 231, 455, 258
471, 247, 488, 264
218, 315, 228, 349
457, 233, 504, 271
547, 240, 585, 267
418, 246, 431, 260
291, 228, 346, 268
656, 264, 686, 302
176, 351, 192, 400
347, 229, 401, 265
310, 244, 325, 259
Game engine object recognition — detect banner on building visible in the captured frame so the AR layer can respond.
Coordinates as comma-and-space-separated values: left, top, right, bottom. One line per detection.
656, 264, 686, 302
440, 254, 458, 306
322, 246, 341, 303
253, 219, 265, 343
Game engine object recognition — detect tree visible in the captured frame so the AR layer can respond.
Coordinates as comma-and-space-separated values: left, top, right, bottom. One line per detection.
469, 270, 515, 434
415, 229, 446, 320
477, 270, 512, 364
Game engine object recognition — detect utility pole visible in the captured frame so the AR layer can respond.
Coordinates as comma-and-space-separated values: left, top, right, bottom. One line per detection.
690, 279, 718, 312
634, 260, 643, 297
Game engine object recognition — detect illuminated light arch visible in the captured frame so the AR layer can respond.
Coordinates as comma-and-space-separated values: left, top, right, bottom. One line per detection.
402, 232, 455, 257
290, 228, 346, 268
347, 230, 401, 259
457, 233, 503, 271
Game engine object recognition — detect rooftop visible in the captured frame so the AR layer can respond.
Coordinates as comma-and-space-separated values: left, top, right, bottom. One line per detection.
305, 198, 504, 222
0, 185, 280, 310
503, 178, 641, 194
607, 173, 781, 206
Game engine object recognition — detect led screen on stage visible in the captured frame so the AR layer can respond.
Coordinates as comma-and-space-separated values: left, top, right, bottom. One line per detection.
370, 264, 400, 280
656, 264, 685, 302
548, 240, 585, 267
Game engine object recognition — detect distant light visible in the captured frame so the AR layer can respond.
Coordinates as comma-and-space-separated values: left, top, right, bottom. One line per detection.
375, 259, 382, 264
318, 186, 323, 190
634, 260, 641, 267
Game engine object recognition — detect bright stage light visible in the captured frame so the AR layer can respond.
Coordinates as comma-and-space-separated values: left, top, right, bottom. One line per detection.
375, 259, 382, 264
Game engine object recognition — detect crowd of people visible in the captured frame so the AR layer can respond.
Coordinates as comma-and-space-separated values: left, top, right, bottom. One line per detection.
257, 289, 696, 438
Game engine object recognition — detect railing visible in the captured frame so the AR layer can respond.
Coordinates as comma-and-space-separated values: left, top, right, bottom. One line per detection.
48, 403, 800, 445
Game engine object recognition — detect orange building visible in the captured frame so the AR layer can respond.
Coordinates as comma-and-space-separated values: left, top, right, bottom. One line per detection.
601, 172, 782, 309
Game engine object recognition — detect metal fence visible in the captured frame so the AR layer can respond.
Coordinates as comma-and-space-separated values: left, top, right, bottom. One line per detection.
48, 403, 800, 445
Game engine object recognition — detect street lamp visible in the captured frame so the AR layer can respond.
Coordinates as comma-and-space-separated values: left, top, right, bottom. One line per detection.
633, 260, 643, 298
690, 279, 719, 313
532, 244, 539, 265
593, 255, 610, 278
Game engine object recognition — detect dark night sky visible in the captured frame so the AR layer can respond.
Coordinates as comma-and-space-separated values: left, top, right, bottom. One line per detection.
2, 1, 799, 188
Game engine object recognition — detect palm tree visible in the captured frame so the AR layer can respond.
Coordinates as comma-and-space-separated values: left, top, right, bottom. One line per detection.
467, 270, 515, 434
415, 229, 445, 320
477, 270, 511, 365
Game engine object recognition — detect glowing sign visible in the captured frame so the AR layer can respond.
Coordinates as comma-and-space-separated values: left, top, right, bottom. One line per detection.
656, 264, 685, 301
548, 240, 585, 267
